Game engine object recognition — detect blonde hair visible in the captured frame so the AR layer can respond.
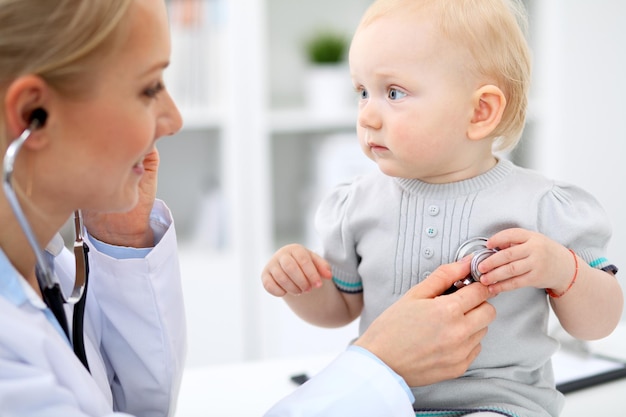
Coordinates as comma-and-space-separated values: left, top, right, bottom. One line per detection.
358, 0, 532, 152
0, 0, 133, 144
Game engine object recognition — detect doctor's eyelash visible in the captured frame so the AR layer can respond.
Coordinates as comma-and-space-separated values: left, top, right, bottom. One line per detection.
143, 81, 165, 98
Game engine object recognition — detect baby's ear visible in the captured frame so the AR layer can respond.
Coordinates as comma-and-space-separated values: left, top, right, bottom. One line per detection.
467, 85, 506, 141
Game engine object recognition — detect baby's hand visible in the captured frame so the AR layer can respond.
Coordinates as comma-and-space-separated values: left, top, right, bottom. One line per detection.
477, 228, 576, 295
261, 244, 333, 297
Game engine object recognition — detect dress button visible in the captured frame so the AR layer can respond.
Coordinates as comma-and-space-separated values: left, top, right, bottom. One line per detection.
422, 271, 431, 279
425, 226, 438, 238
423, 247, 434, 259
428, 205, 440, 216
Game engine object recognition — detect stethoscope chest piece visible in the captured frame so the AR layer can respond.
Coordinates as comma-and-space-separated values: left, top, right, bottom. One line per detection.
444, 237, 498, 294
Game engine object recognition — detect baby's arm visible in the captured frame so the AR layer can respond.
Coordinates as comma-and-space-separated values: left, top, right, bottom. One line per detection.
478, 228, 623, 340
262, 244, 363, 328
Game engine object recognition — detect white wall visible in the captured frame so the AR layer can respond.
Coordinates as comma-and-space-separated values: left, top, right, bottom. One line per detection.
531, 1, 626, 318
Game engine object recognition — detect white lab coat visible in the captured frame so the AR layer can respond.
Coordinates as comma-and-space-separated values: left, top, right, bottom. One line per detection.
0, 200, 186, 417
263, 348, 415, 416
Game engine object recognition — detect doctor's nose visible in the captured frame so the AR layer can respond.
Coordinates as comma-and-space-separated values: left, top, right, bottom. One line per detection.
156, 91, 183, 139
357, 100, 382, 130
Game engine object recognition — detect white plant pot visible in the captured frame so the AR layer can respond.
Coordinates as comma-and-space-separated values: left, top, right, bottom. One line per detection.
304, 64, 353, 117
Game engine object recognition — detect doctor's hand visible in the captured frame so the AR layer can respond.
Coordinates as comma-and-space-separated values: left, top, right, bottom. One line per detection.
353, 257, 496, 387
83, 149, 160, 248
261, 244, 333, 296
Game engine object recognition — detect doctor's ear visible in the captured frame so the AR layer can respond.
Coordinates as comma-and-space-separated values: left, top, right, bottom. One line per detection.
4, 74, 51, 146
467, 85, 506, 141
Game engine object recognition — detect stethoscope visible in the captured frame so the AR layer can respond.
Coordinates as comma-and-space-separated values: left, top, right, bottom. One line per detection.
444, 237, 498, 295
2, 109, 90, 371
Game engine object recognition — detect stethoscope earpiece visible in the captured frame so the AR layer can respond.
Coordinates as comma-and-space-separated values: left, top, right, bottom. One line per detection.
29, 107, 48, 128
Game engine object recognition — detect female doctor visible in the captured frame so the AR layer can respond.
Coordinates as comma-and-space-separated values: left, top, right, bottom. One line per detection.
0, 0, 186, 415
0, 0, 495, 416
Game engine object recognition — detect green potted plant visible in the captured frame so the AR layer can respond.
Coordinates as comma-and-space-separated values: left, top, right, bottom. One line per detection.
302, 28, 352, 116
305, 30, 347, 65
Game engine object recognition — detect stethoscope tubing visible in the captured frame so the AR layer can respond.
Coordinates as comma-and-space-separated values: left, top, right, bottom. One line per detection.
2, 126, 57, 292
3, 123, 90, 371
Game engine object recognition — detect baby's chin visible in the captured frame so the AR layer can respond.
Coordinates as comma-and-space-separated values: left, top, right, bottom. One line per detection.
374, 162, 414, 179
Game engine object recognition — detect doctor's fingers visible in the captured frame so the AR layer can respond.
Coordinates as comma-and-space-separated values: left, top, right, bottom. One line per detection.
462, 298, 496, 335
413, 257, 472, 299
402, 328, 486, 387
426, 322, 488, 383
448, 279, 494, 314
440, 335, 485, 381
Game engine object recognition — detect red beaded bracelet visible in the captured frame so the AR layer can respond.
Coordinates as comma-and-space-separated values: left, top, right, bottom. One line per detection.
546, 249, 579, 298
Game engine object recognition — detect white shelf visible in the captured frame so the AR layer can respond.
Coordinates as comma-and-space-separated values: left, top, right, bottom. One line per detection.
178, 105, 358, 135
269, 107, 357, 134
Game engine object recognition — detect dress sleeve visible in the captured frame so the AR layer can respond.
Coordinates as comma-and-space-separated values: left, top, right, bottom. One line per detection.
262, 348, 415, 417
314, 180, 363, 293
84, 199, 187, 416
538, 182, 617, 272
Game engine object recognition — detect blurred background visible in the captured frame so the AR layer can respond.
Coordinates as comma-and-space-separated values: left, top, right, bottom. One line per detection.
156, 0, 626, 368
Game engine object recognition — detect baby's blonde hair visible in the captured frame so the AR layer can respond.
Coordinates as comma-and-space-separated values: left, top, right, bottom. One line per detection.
0, 0, 133, 144
358, 0, 531, 151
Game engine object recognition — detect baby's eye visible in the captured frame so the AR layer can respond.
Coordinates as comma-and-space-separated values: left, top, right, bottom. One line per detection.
388, 88, 407, 100
357, 88, 369, 100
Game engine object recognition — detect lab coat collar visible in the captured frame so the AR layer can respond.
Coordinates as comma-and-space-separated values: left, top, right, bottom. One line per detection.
0, 248, 70, 344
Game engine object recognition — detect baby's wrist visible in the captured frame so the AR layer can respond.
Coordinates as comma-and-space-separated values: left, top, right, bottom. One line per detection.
546, 249, 579, 298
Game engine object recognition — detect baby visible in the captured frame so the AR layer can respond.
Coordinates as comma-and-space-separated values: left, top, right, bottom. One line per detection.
262, 1, 623, 416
